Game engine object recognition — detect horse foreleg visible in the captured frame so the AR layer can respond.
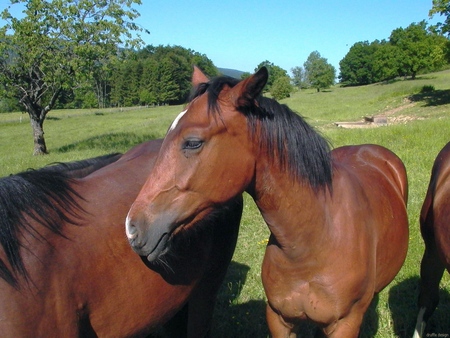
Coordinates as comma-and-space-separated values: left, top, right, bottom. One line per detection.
323, 314, 362, 338
185, 289, 216, 338
415, 243, 446, 338
266, 303, 297, 338
162, 304, 189, 338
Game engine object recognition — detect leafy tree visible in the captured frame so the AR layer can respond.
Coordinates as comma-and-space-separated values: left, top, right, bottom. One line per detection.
270, 76, 293, 100
139, 57, 159, 105
91, 62, 112, 109
372, 43, 402, 81
0, 97, 20, 113
390, 21, 447, 79
339, 22, 447, 85
255, 61, 288, 92
0, 0, 146, 155
338, 41, 378, 85
290, 66, 307, 89
430, 0, 450, 36
116, 45, 217, 106
157, 55, 187, 104
304, 51, 336, 92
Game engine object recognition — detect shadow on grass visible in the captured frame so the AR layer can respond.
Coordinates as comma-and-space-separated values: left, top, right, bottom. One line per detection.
55, 132, 159, 153
212, 261, 269, 337
47, 116, 62, 121
409, 89, 450, 107
389, 276, 450, 337
378, 75, 438, 86
212, 263, 382, 337
360, 294, 380, 337
211, 269, 450, 338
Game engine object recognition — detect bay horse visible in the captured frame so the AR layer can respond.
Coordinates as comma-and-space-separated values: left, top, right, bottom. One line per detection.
0, 138, 243, 337
125, 67, 409, 337
414, 141, 450, 338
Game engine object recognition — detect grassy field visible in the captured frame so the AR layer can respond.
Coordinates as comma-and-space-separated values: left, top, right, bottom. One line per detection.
1, 70, 450, 337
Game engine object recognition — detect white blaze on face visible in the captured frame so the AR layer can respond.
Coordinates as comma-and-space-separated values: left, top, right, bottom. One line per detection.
169, 109, 187, 132
124, 213, 135, 240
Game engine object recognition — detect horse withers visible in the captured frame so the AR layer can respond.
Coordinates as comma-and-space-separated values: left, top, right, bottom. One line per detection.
414, 141, 450, 338
125, 67, 409, 337
0, 139, 242, 337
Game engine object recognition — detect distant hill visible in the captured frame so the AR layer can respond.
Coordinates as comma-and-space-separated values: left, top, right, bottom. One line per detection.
217, 67, 246, 79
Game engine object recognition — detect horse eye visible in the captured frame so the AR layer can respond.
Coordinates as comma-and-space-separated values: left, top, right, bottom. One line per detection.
183, 139, 203, 150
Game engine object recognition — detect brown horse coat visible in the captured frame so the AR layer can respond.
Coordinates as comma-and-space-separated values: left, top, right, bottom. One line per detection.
414, 141, 450, 338
126, 67, 409, 337
0, 139, 242, 337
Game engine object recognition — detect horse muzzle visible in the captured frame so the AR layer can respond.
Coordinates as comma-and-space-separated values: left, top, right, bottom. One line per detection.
125, 208, 178, 262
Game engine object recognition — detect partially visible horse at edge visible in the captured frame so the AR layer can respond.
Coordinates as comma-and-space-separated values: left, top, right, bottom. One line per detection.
414, 141, 450, 338
0, 139, 243, 337
125, 66, 410, 337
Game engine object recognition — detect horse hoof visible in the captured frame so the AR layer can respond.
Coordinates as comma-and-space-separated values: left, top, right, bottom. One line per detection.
412, 307, 426, 338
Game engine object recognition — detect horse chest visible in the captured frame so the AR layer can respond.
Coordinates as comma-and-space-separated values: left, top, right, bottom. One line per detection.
262, 254, 341, 325
265, 274, 339, 326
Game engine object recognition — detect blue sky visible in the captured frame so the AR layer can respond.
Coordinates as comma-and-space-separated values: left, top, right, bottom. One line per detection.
131, 0, 441, 74
2, 1, 444, 75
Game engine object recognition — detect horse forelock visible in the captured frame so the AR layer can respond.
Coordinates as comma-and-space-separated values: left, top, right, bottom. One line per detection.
188, 76, 333, 190
189, 75, 240, 116
0, 154, 119, 288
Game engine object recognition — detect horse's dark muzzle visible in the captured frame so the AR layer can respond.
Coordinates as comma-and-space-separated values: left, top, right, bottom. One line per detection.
125, 211, 178, 261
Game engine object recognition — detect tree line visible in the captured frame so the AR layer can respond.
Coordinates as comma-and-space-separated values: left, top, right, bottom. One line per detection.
338, 21, 449, 86
70, 45, 219, 109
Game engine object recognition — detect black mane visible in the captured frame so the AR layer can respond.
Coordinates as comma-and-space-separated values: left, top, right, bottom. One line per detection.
45, 153, 122, 178
190, 76, 333, 190
0, 153, 121, 288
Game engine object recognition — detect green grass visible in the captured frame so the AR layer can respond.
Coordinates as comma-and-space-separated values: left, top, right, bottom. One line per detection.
1, 70, 450, 337
0, 105, 181, 175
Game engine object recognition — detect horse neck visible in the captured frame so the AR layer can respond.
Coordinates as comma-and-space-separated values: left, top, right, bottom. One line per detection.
14, 216, 77, 288
250, 158, 331, 259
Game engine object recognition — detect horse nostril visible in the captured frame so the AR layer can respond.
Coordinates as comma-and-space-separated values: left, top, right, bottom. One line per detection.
125, 216, 138, 240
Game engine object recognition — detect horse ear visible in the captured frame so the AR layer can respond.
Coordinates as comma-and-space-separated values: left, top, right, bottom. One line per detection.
192, 66, 209, 87
233, 67, 268, 109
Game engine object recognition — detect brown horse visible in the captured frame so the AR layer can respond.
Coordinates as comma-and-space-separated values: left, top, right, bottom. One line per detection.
126, 67, 409, 337
0, 139, 242, 337
414, 141, 450, 338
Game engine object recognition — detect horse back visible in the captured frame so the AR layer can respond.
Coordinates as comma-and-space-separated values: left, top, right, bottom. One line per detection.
332, 144, 408, 202
331, 144, 409, 290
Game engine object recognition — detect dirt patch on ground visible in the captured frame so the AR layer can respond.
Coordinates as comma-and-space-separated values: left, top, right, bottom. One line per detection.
383, 101, 416, 116
334, 99, 419, 129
